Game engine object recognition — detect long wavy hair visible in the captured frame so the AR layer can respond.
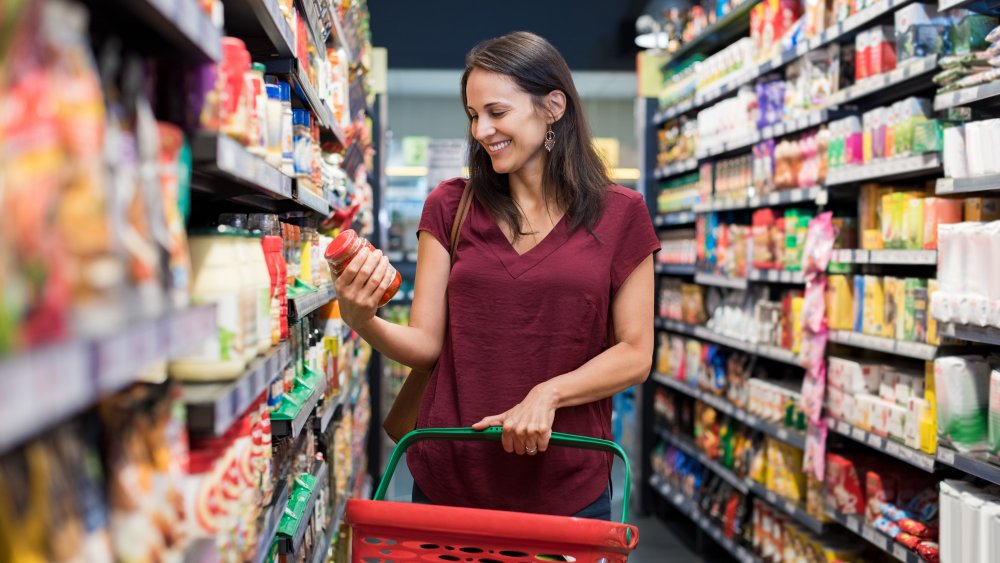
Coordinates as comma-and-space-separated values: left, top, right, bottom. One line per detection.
460, 31, 609, 239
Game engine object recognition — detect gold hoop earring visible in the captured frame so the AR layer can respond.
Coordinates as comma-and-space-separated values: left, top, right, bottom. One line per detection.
544, 126, 555, 152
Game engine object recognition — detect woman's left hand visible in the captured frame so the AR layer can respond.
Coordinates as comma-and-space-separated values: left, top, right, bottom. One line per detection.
471, 384, 557, 456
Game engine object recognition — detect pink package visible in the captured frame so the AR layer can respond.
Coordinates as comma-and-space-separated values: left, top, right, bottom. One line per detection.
803, 212, 836, 278
803, 279, 829, 333
805, 421, 828, 481
869, 26, 897, 75
802, 361, 827, 423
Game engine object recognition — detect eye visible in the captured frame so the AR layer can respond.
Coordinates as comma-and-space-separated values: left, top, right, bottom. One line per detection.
490, 111, 506, 118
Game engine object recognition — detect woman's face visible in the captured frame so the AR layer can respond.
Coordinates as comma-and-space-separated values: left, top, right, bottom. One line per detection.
465, 68, 549, 176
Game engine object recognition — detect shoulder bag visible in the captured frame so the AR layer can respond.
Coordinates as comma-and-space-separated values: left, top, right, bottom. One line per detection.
382, 182, 474, 443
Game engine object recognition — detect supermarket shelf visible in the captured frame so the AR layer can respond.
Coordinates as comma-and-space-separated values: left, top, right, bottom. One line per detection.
747, 481, 826, 534
288, 285, 335, 320
120, 0, 221, 61
296, 0, 327, 55
655, 317, 699, 336
826, 417, 935, 472
748, 269, 805, 284
0, 305, 216, 454
183, 341, 292, 438
654, 98, 696, 124
261, 59, 343, 144
829, 56, 938, 107
936, 173, 1000, 195
828, 330, 938, 360
936, 446, 1000, 486
826, 509, 924, 563
224, 0, 295, 57
830, 249, 937, 265
656, 319, 804, 368
656, 263, 697, 276
696, 110, 833, 160
938, 322, 1000, 345
279, 461, 329, 554
294, 184, 331, 216
694, 186, 827, 213
649, 475, 758, 563
661, 0, 759, 70
192, 133, 294, 200
254, 479, 290, 563
654, 210, 698, 226
695, 272, 749, 290
314, 372, 362, 434
272, 375, 328, 439
327, 7, 355, 63
309, 516, 336, 563
654, 159, 698, 179
657, 429, 749, 493
826, 153, 942, 186
652, 373, 807, 449
934, 76, 1000, 111
939, 0, 1000, 14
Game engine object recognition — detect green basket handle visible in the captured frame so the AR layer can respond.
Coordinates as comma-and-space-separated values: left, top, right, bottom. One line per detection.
373, 426, 632, 526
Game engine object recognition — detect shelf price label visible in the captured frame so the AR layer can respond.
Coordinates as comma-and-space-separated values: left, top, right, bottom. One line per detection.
863, 527, 887, 550
938, 448, 956, 465
846, 515, 861, 534
867, 433, 883, 448
893, 544, 908, 561
852, 427, 866, 442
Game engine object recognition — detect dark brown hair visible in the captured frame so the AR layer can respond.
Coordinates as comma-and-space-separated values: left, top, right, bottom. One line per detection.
460, 31, 609, 239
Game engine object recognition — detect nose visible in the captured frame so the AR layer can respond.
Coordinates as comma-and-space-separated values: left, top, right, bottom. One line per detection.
473, 116, 494, 141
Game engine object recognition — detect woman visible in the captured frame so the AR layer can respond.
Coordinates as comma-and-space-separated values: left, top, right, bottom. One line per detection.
333, 31, 658, 520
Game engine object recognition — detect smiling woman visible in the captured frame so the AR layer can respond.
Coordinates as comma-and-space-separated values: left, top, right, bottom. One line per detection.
331, 31, 658, 523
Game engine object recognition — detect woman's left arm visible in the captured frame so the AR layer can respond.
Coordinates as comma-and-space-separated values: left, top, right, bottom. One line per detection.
472, 254, 654, 455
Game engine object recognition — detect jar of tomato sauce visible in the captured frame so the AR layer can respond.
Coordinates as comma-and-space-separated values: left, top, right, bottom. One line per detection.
324, 229, 401, 307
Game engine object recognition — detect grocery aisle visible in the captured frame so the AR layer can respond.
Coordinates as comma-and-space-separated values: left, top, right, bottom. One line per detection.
640, 1, 1000, 562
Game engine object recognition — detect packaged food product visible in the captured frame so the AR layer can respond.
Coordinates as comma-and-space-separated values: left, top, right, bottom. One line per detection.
325, 229, 402, 307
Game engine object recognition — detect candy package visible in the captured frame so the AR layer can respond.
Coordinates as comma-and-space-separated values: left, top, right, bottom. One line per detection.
802, 211, 836, 277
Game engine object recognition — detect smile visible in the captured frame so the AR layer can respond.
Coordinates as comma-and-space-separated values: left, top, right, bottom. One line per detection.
487, 140, 511, 154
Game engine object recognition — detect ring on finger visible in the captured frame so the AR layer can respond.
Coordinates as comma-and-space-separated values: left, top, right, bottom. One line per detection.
525, 445, 537, 454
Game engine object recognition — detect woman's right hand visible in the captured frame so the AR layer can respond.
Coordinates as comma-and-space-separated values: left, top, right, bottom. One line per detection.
333, 247, 394, 329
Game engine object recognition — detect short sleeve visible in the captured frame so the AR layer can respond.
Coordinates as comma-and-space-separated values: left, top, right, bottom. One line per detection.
417, 177, 468, 249
611, 190, 660, 295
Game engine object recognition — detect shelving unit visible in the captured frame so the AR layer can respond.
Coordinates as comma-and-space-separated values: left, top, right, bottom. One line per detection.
828, 330, 939, 360
649, 474, 758, 563
826, 509, 925, 563
936, 446, 1000, 486
641, 1, 976, 555
654, 210, 697, 226
655, 263, 696, 276
657, 429, 750, 493
183, 341, 292, 438
0, 1, 380, 561
654, 159, 698, 180
653, 374, 807, 449
826, 417, 935, 472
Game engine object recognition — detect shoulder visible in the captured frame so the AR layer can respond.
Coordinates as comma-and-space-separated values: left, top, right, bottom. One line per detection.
424, 177, 468, 213
600, 184, 648, 219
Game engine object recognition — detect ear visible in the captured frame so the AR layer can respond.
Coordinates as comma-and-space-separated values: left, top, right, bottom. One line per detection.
544, 90, 567, 123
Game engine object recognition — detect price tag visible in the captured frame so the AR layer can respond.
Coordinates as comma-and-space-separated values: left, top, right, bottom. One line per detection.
838, 420, 851, 434
770, 54, 783, 70
784, 500, 796, 515
868, 433, 883, 448
959, 87, 979, 104
796, 43, 808, 56
894, 544, 908, 560
846, 515, 861, 534
777, 427, 790, 441
673, 493, 684, 506
863, 527, 887, 550
885, 441, 901, 456
938, 448, 956, 465
852, 427, 866, 441
766, 491, 777, 504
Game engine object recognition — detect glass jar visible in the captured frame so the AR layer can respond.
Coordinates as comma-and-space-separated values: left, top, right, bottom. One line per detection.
324, 229, 401, 307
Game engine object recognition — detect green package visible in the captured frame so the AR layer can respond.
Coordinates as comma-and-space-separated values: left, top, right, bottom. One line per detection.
904, 278, 928, 342
913, 120, 943, 153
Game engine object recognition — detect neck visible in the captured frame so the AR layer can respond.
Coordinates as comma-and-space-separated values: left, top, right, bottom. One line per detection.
508, 155, 547, 209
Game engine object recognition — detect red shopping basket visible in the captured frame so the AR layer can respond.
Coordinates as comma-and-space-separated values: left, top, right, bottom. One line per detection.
346, 427, 639, 562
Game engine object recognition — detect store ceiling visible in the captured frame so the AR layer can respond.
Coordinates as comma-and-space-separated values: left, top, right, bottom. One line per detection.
368, 0, 650, 72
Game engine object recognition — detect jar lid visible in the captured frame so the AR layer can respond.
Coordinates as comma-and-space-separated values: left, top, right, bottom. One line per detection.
265, 83, 281, 100
251, 62, 266, 73
325, 229, 358, 261
279, 81, 291, 103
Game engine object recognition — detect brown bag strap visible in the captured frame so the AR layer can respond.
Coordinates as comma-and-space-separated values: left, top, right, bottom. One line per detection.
448, 183, 474, 264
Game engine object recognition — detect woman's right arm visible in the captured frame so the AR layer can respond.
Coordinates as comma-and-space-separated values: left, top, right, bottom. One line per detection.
333, 231, 451, 371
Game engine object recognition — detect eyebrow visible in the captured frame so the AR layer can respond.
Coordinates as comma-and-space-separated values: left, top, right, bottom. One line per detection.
466, 101, 508, 113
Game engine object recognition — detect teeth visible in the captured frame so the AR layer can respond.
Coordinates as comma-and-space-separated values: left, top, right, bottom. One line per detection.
488, 140, 510, 152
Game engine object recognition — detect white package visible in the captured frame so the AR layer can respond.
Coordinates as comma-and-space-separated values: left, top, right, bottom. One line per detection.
941, 480, 969, 563
935, 355, 993, 452
943, 124, 968, 179
906, 397, 928, 449
933, 222, 962, 322
986, 221, 1000, 329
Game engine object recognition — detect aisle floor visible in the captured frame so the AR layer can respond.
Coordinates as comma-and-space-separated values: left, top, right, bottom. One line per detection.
381, 455, 730, 562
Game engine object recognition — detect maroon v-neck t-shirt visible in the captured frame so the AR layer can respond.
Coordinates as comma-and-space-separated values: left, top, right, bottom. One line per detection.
407, 177, 659, 516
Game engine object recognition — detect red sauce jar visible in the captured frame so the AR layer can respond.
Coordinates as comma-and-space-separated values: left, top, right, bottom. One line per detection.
324, 229, 402, 307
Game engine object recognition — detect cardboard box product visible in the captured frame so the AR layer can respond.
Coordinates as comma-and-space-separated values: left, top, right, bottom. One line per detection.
964, 198, 1000, 222
880, 369, 901, 404
872, 398, 892, 437
905, 278, 929, 343
906, 397, 929, 449
888, 403, 908, 441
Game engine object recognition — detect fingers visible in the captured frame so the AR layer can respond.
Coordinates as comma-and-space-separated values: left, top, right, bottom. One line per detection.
471, 415, 504, 430
503, 420, 548, 456
369, 255, 393, 300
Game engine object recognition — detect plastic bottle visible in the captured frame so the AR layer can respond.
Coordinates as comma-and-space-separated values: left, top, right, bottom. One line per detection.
279, 82, 295, 176
244, 62, 267, 156
325, 229, 402, 307
264, 84, 283, 167
169, 226, 248, 380
293, 109, 313, 181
